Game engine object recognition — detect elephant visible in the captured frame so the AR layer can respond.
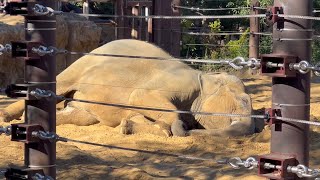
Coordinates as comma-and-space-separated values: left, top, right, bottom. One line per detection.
0, 39, 256, 137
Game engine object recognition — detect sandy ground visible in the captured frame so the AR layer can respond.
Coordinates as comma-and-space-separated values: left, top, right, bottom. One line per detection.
0, 75, 319, 180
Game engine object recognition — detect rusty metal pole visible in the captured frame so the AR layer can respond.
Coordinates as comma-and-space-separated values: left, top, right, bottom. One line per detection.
115, 0, 124, 40
83, 0, 90, 20
153, 0, 180, 57
249, 0, 260, 59
271, 0, 312, 173
24, 0, 57, 178
131, 5, 139, 39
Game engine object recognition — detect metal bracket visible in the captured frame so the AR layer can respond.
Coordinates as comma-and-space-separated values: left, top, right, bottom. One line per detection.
259, 154, 298, 179
11, 41, 43, 60
5, 84, 28, 99
5, 84, 50, 100
11, 123, 44, 144
260, 54, 299, 77
265, 108, 281, 126
4, 168, 44, 180
4, 1, 37, 16
266, 6, 284, 29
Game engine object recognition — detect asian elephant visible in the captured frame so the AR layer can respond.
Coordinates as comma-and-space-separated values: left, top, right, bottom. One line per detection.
0, 39, 256, 137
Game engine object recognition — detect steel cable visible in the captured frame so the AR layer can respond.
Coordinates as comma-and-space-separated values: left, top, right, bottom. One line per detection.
71, 12, 320, 21
276, 116, 320, 126
27, 89, 319, 127
58, 95, 265, 119
58, 137, 212, 161
77, 13, 267, 19
173, 5, 251, 11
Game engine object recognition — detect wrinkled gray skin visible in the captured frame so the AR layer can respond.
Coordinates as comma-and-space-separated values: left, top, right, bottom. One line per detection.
0, 39, 256, 137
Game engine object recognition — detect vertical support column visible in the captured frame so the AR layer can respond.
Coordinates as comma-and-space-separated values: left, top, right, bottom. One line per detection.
131, 5, 139, 39
153, 0, 181, 57
249, 0, 260, 59
271, 0, 312, 170
147, 6, 153, 42
24, 0, 57, 179
83, 0, 90, 17
115, 0, 125, 40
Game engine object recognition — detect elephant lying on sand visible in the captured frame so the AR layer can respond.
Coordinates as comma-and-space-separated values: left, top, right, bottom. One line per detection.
0, 39, 255, 137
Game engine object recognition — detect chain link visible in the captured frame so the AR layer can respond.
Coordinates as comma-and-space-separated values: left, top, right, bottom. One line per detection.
32, 173, 54, 180
32, 131, 66, 142
218, 157, 258, 170
30, 88, 55, 100
0, 44, 12, 56
0, 126, 11, 136
287, 164, 320, 178
289, 61, 320, 76
221, 156, 320, 178
0, 169, 6, 175
32, 4, 62, 16
32, 46, 55, 56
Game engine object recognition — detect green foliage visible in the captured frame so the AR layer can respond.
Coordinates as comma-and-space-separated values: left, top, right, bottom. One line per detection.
259, 35, 272, 55
224, 29, 249, 58
313, 0, 320, 63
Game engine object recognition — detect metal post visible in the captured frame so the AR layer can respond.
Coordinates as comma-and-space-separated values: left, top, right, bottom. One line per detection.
153, 0, 181, 57
83, 0, 90, 18
131, 5, 138, 39
24, 0, 57, 178
115, 0, 124, 40
271, 0, 312, 174
249, 0, 260, 59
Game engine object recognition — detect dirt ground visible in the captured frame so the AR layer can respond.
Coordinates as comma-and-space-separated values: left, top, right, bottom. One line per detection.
0, 75, 319, 180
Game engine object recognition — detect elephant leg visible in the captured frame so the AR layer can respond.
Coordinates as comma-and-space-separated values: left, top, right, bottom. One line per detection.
57, 105, 99, 126
0, 100, 24, 122
118, 114, 173, 137
129, 90, 186, 136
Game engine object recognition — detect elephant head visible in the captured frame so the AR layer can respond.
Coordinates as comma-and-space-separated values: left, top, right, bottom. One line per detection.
189, 72, 255, 136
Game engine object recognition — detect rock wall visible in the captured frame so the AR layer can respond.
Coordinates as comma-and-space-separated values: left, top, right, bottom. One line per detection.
0, 13, 102, 86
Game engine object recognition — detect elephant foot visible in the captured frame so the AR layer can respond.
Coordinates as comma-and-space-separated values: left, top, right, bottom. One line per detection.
119, 119, 133, 135
0, 110, 12, 122
153, 121, 172, 137
171, 119, 187, 137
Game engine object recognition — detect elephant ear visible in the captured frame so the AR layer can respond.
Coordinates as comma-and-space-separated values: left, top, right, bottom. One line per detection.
199, 91, 238, 130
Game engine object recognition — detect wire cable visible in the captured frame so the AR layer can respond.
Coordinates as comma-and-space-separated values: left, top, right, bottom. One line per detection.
173, 5, 251, 11
59, 137, 211, 161
58, 96, 265, 119
30, 89, 320, 127
77, 13, 267, 20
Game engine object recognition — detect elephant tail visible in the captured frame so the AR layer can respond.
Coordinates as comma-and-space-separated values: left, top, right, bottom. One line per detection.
171, 119, 188, 137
